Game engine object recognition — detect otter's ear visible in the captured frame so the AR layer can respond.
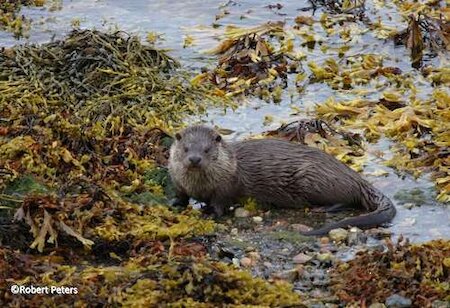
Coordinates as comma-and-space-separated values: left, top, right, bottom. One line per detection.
175, 133, 182, 141
215, 135, 222, 142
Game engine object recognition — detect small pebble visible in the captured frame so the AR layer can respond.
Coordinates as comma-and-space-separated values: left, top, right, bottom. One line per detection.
263, 262, 272, 268
252, 216, 263, 224
368, 228, 392, 239
398, 217, 416, 227
319, 245, 332, 253
385, 294, 412, 308
244, 246, 256, 253
316, 252, 333, 263
230, 228, 238, 235
311, 289, 326, 298
291, 223, 313, 232
403, 203, 415, 210
272, 268, 299, 282
234, 208, 250, 218
328, 228, 349, 242
232, 258, 240, 267
248, 251, 260, 261
320, 237, 330, 245
240, 257, 253, 267
347, 227, 366, 246
292, 253, 312, 264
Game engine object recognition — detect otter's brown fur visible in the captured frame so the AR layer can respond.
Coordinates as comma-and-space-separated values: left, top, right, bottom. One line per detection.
168, 125, 396, 235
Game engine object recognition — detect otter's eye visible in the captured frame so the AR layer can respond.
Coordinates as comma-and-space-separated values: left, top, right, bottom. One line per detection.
184, 147, 188, 153
204, 147, 210, 154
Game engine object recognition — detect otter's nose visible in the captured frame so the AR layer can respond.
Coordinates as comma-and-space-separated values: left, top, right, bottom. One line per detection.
189, 156, 202, 166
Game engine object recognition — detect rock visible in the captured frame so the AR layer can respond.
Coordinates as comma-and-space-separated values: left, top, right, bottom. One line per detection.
272, 268, 299, 282
248, 251, 260, 261
240, 257, 253, 267
403, 203, 415, 210
316, 252, 333, 263
368, 228, 392, 239
319, 245, 333, 253
320, 237, 330, 245
310, 289, 327, 298
230, 228, 238, 235
398, 217, 416, 227
328, 228, 349, 242
292, 252, 312, 264
244, 246, 256, 253
234, 208, 250, 218
369, 304, 386, 308
252, 216, 263, 224
263, 261, 272, 268
347, 227, 366, 246
232, 258, 240, 267
385, 294, 412, 307
291, 223, 313, 232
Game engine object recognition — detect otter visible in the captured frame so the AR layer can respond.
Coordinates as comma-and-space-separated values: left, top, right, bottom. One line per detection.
168, 125, 396, 236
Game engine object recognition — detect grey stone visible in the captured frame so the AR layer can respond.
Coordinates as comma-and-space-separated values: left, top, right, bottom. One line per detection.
385, 294, 412, 308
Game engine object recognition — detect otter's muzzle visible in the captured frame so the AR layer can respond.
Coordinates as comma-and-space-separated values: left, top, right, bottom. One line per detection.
188, 155, 202, 167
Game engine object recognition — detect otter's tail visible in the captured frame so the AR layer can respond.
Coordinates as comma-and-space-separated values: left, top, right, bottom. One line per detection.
301, 187, 396, 236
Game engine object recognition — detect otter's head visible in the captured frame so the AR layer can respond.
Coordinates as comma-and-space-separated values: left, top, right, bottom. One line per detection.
171, 126, 224, 171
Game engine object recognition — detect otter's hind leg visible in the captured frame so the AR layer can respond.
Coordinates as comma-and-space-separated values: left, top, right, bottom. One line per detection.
210, 196, 234, 218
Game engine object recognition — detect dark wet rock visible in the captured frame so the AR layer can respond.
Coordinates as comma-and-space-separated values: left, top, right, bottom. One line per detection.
385, 294, 412, 307
218, 246, 236, 260
328, 228, 349, 242
0, 217, 33, 250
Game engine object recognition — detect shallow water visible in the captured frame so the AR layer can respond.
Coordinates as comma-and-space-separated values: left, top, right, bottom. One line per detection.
1, 0, 448, 243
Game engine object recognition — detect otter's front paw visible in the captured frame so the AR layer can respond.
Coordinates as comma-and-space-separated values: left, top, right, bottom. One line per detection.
170, 197, 189, 208
211, 202, 227, 219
